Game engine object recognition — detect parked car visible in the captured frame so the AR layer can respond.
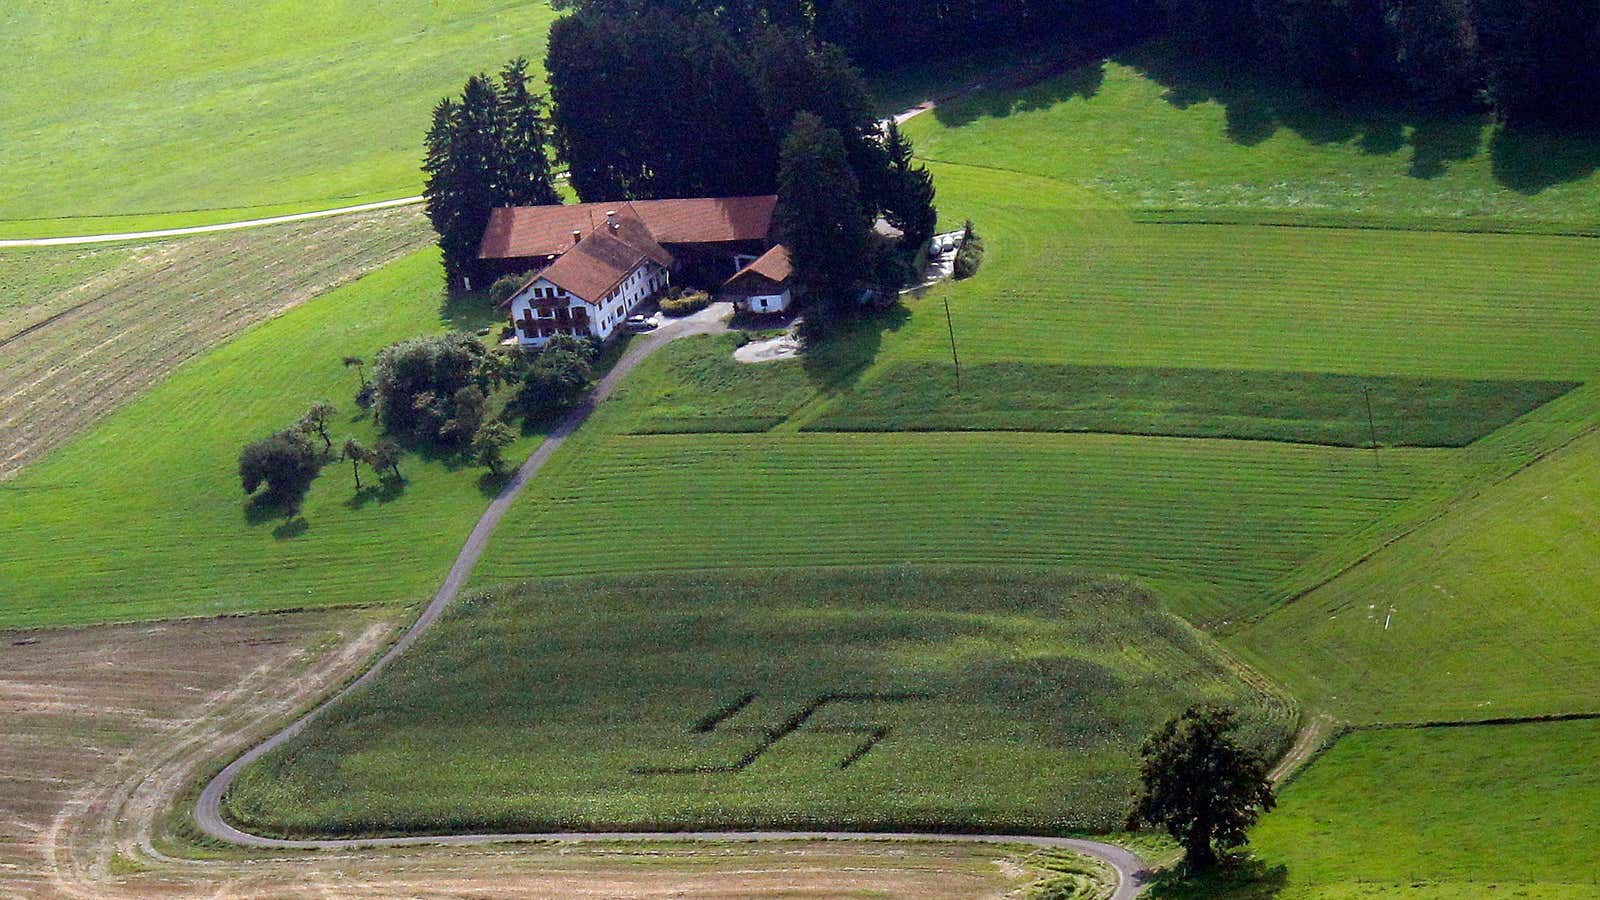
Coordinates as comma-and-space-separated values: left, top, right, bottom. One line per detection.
623, 314, 656, 332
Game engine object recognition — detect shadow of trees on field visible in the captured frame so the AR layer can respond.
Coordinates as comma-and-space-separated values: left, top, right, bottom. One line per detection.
1143, 856, 1289, 898
962, 40, 1600, 194
932, 59, 1108, 129
801, 305, 910, 399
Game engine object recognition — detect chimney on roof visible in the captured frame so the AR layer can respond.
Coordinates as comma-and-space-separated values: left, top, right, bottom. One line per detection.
572, 229, 582, 245
605, 210, 619, 233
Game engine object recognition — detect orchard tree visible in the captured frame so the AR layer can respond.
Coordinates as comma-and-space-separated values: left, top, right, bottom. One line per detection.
517, 335, 595, 420
472, 421, 516, 475
341, 438, 370, 491
1128, 705, 1276, 872
297, 401, 336, 450
239, 430, 321, 506
371, 439, 404, 481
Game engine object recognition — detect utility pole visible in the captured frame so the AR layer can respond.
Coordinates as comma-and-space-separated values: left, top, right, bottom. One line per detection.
1364, 385, 1380, 467
943, 295, 961, 394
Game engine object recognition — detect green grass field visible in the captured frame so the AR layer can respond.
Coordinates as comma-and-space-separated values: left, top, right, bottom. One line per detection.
0, 1, 557, 237
906, 46, 1600, 230
1154, 720, 1600, 898
224, 568, 1295, 838
1235, 423, 1600, 725
802, 362, 1576, 448
0, 248, 545, 628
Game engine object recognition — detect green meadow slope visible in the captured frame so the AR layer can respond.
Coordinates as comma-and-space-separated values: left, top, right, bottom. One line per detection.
0, 1, 557, 237
1155, 720, 1600, 898
905, 46, 1600, 230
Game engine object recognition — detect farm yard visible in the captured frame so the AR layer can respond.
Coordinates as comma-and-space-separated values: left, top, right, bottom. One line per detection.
2, 7, 1600, 896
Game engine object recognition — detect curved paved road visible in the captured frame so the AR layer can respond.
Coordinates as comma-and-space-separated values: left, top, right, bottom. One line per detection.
192, 300, 1150, 896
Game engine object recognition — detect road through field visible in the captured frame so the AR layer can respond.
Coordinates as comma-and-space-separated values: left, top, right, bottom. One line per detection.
191, 300, 1152, 897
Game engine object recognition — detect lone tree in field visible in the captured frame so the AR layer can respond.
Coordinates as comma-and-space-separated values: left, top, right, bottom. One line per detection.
1128, 705, 1276, 872
297, 401, 336, 450
239, 430, 322, 508
776, 112, 869, 310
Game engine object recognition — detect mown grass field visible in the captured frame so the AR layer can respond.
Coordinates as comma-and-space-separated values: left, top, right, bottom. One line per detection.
225, 568, 1294, 837
0, 1, 557, 237
473, 159, 1600, 629
0, 248, 548, 629
906, 46, 1600, 229
1236, 423, 1600, 725
1154, 720, 1600, 898
0, 207, 430, 477
803, 362, 1575, 448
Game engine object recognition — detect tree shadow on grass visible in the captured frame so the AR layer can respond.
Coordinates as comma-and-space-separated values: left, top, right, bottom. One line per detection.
931, 59, 1107, 129
476, 469, 513, 499
271, 516, 309, 541
1490, 126, 1600, 195
342, 477, 407, 510
1118, 42, 1600, 195
801, 304, 909, 399
244, 492, 298, 527
1144, 856, 1289, 898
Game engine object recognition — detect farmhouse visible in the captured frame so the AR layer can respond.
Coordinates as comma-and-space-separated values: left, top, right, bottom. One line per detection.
480, 196, 787, 347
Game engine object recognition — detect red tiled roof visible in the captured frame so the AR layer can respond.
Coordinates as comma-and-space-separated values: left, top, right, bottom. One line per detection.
533, 216, 673, 304
724, 244, 793, 293
479, 196, 777, 260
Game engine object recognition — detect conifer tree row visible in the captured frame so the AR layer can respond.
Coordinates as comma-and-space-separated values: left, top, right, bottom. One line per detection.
423, 59, 559, 288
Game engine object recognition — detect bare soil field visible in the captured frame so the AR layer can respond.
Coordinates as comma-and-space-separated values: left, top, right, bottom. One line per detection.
0, 611, 1048, 898
0, 206, 429, 479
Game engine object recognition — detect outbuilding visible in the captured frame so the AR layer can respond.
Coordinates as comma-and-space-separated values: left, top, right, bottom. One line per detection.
721, 244, 794, 314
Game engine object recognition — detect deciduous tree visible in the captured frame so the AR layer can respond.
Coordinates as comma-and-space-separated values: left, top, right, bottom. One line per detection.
472, 421, 516, 475
239, 430, 321, 506
1128, 705, 1276, 872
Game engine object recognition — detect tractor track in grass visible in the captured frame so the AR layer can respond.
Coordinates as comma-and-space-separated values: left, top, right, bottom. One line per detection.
189, 300, 1151, 898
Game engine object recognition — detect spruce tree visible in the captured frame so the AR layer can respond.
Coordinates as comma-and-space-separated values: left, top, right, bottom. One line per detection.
776, 112, 869, 309
881, 121, 937, 251
496, 57, 561, 206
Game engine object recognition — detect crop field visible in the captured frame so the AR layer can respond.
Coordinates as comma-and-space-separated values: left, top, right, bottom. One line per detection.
905, 47, 1600, 230
0, 249, 551, 629
0, 207, 430, 478
0, 1, 558, 237
1168, 720, 1600, 898
225, 568, 1294, 837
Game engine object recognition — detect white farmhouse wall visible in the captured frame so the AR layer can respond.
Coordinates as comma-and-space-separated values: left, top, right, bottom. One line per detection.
508, 262, 669, 348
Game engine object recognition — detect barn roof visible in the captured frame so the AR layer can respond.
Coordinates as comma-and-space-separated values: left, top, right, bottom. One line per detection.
723, 244, 793, 293
479, 196, 778, 261
527, 216, 673, 304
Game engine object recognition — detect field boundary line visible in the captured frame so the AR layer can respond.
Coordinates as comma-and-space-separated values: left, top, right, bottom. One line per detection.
1243, 415, 1600, 628
0, 197, 425, 248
